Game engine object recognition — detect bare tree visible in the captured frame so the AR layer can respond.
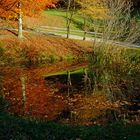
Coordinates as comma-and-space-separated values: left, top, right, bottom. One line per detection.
66, 0, 76, 38
101, 0, 140, 44
80, 0, 140, 101
0, 0, 23, 39
18, 1, 23, 39
77, 0, 140, 45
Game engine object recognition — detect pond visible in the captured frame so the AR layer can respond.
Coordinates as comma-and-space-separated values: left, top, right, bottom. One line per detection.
0, 60, 140, 124
0, 61, 89, 121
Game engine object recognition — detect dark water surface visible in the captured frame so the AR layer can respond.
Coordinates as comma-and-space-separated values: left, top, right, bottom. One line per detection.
0, 61, 88, 120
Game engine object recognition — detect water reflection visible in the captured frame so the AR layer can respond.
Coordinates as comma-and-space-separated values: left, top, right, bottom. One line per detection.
1, 60, 140, 123
0, 61, 87, 120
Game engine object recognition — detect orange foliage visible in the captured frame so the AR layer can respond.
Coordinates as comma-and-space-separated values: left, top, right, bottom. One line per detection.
0, 34, 92, 66
0, 60, 88, 120
2, 67, 65, 120
0, 0, 58, 19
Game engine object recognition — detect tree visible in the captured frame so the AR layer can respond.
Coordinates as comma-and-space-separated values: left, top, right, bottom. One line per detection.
65, 0, 76, 38
76, 0, 109, 20
86, 0, 140, 101
0, 0, 58, 39
18, 1, 23, 38
76, 0, 109, 40
58, 0, 77, 38
77, 0, 140, 44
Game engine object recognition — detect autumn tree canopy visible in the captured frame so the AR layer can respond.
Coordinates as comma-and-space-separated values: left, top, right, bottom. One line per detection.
76, 0, 109, 20
0, 0, 58, 19
0, 0, 58, 38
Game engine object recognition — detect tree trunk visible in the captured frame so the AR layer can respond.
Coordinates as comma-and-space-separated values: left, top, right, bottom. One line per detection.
67, 25, 70, 38
67, 71, 72, 96
66, 0, 71, 39
18, 1, 23, 39
83, 17, 87, 40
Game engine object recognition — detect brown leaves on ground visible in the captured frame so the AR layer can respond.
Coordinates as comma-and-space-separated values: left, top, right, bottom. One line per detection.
68, 94, 117, 122
0, 31, 93, 65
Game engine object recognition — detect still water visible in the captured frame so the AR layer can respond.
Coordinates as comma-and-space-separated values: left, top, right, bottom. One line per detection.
0, 61, 88, 120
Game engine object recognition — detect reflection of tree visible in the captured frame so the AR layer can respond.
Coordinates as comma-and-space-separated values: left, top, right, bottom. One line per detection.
1, 67, 65, 119
0, 73, 4, 95
0, 61, 88, 120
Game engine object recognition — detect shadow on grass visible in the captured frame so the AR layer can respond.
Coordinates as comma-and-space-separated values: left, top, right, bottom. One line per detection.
0, 112, 140, 140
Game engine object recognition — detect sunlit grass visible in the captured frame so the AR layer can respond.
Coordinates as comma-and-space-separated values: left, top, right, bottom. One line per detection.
43, 9, 67, 17
45, 67, 85, 77
43, 9, 86, 30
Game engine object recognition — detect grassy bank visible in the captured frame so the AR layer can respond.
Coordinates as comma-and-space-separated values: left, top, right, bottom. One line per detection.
0, 33, 92, 66
43, 9, 84, 30
88, 43, 140, 101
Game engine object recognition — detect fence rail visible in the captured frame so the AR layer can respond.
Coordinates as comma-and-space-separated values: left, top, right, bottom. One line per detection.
39, 26, 103, 39
0, 25, 139, 48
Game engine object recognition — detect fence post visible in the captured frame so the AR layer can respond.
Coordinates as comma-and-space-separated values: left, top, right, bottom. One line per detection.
83, 17, 87, 40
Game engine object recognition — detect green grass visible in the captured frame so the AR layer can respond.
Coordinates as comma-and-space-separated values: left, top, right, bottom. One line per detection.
43, 9, 140, 39
43, 9, 88, 30
0, 112, 140, 140
44, 9, 67, 17
42, 9, 104, 39
45, 66, 86, 77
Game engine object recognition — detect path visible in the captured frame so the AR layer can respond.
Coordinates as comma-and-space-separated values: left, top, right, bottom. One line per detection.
34, 26, 140, 48
1, 26, 140, 48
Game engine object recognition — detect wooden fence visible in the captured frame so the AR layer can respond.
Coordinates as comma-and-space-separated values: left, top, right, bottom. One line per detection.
38, 26, 103, 40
